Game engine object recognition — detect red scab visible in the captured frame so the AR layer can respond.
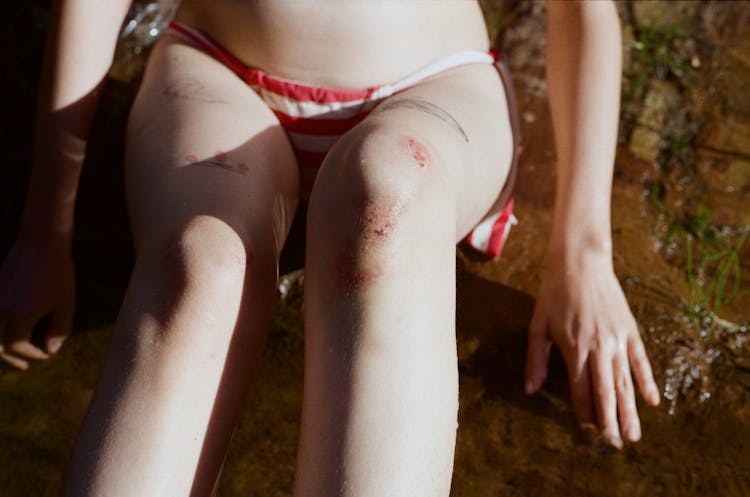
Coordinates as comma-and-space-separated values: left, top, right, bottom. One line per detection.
369, 219, 394, 238
214, 151, 228, 162
184, 154, 199, 164
237, 162, 249, 173
362, 211, 395, 239
371, 225, 392, 237
406, 137, 430, 168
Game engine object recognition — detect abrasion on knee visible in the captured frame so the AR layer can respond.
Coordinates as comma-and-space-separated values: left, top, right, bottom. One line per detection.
354, 133, 435, 238
314, 129, 437, 291
405, 135, 431, 168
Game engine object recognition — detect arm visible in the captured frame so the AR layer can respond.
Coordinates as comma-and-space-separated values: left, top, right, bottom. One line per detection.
524, 0, 660, 447
0, 0, 132, 369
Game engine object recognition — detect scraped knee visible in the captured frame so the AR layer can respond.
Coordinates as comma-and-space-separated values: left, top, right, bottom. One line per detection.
310, 124, 446, 236
307, 123, 455, 291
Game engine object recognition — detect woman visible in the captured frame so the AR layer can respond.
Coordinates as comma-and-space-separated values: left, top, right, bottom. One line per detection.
0, 1, 660, 495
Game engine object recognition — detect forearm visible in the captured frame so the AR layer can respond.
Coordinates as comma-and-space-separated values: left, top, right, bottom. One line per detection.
21, 0, 132, 239
545, 0, 622, 259
529, 2, 660, 444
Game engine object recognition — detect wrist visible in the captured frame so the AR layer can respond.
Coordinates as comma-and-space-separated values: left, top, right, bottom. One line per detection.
22, 149, 82, 241
547, 230, 613, 269
549, 191, 612, 253
18, 210, 74, 245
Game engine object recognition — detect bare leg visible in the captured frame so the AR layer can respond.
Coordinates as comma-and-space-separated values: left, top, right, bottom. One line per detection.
295, 63, 514, 496
62, 38, 298, 497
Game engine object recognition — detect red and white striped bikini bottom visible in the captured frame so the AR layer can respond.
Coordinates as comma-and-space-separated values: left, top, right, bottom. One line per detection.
169, 22, 520, 258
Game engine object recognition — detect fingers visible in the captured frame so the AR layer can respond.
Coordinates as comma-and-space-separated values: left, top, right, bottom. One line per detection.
525, 316, 552, 394
0, 312, 51, 370
565, 354, 594, 427
7, 340, 50, 360
0, 314, 26, 369
628, 334, 660, 406
613, 350, 641, 442
0, 348, 29, 370
47, 305, 74, 354
591, 350, 622, 448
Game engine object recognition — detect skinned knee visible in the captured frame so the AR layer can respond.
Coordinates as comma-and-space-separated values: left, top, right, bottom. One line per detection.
328, 124, 438, 198
309, 123, 452, 244
307, 125, 457, 292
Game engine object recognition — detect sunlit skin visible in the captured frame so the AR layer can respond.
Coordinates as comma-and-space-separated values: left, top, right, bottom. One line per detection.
0, 1, 659, 496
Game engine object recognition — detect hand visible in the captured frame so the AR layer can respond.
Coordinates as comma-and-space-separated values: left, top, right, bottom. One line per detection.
0, 235, 75, 370
525, 249, 660, 447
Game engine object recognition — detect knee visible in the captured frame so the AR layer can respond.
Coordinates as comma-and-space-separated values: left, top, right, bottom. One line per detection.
309, 123, 451, 242
142, 216, 258, 297
324, 123, 442, 201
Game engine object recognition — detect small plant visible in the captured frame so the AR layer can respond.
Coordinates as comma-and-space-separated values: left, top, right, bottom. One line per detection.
643, 179, 666, 215
625, 16, 691, 91
665, 130, 695, 170
479, 0, 524, 48
621, 15, 695, 134
679, 207, 749, 324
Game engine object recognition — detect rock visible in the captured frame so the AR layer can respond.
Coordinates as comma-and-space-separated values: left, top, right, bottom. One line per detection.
628, 80, 683, 164
629, 126, 665, 165
705, 50, 750, 117
699, 114, 750, 167
703, 1, 750, 67
727, 161, 750, 189
640, 80, 682, 129
632, 1, 698, 30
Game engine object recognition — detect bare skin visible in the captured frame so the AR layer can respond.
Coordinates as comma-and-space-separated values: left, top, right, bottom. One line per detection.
0, 1, 660, 495
525, 1, 661, 448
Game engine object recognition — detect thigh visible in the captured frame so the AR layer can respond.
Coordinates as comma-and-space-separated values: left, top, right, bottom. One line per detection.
361, 61, 514, 240
126, 35, 299, 260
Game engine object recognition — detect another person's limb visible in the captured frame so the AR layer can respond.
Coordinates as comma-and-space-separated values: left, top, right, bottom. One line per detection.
525, 0, 660, 448
295, 62, 514, 497
0, 0, 132, 368
62, 38, 299, 496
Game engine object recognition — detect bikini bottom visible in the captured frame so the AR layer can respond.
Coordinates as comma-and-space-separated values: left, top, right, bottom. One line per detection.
169, 21, 521, 259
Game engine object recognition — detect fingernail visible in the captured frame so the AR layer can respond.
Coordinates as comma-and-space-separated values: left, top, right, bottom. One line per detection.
580, 423, 598, 444
48, 337, 65, 354
580, 422, 597, 433
602, 430, 623, 449
610, 435, 623, 449
625, 424, 641, 441
650, 386, 661, 404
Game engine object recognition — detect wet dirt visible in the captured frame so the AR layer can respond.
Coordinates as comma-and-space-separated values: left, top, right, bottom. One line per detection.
1, 1, 749, 496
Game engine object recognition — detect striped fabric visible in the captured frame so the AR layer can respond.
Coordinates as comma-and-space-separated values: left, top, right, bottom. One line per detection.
168, 22, 517, 258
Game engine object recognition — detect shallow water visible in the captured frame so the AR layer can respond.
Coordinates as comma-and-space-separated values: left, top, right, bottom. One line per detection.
1, 1, 749, 496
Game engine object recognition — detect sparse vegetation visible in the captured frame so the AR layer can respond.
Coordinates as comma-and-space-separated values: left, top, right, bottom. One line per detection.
624, 15, 692, 103
669, 206, 749, 332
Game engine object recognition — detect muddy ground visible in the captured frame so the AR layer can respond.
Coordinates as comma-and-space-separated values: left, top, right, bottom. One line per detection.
1, 1, 749, 496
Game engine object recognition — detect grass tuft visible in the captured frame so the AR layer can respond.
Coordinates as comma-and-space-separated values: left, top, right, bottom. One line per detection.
680, 207, 749, 327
